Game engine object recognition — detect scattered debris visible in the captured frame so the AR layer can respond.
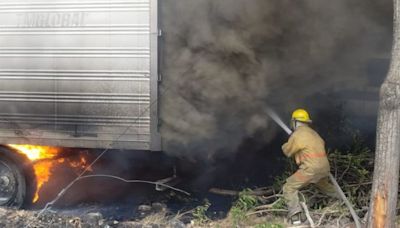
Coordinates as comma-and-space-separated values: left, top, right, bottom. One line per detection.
209, 187, 274, 197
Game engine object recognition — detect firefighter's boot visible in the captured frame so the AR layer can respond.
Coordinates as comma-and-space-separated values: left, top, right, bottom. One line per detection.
287, 206, 309, 228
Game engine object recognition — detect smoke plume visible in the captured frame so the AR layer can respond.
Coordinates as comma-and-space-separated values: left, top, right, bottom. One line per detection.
160, 0, 392, 160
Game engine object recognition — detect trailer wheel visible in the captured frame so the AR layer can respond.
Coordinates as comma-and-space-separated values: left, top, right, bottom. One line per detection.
0, 155, 26, 208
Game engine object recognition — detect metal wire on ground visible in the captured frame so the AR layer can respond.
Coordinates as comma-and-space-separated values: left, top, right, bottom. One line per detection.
25, 83, 181, 228
37, 174, 190, 217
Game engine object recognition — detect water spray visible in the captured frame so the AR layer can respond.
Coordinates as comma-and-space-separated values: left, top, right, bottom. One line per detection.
265, 107, 361, 228
265, 108, 293, 135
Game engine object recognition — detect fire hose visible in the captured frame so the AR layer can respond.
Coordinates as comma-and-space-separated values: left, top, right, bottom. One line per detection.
265, 108, 361, 228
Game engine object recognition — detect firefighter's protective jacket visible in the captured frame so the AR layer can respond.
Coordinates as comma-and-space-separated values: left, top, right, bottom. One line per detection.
282, 125, 330, 174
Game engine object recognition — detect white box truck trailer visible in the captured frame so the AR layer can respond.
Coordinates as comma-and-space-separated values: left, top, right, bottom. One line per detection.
0, 0, 161, 207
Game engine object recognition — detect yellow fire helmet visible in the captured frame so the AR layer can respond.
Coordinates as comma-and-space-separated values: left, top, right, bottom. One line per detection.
292, 109, 312, 123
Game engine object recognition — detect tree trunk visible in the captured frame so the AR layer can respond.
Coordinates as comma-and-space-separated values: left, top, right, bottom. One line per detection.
367, 1, 400, 227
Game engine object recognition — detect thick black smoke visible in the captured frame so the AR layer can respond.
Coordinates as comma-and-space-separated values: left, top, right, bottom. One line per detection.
160, 0, 392, 161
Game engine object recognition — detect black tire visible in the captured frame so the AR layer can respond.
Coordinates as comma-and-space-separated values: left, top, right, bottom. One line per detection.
0, 146, 36, 209
0, 155, 26, 208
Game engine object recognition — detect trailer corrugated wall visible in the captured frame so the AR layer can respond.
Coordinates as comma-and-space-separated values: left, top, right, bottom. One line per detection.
0, 0, 161, 150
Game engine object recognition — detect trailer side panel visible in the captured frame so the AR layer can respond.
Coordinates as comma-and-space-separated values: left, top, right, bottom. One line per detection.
0, 0, 160, 150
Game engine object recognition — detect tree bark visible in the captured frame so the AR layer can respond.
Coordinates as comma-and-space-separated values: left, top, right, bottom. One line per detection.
367, 1, 400, 227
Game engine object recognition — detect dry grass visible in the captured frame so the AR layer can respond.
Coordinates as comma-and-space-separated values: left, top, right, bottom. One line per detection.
139, 211, 170, 226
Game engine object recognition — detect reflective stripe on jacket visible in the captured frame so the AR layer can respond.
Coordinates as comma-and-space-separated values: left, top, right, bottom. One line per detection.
282, 125, 330, 173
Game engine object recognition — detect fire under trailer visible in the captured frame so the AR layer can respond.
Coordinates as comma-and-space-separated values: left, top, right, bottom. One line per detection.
0, 0, 161, 207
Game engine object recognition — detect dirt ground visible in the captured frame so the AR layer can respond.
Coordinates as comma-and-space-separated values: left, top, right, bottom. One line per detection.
1, 206, 400, 228
0, 206, 186, 228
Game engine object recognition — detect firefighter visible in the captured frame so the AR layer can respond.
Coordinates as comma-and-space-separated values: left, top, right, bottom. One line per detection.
282, 109, 337, 226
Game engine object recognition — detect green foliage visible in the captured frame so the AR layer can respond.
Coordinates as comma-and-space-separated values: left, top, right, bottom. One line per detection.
271, 198, 285, 210
230, 206, 247, 226
328, 137, 373, 209
236, 189, 259, 211
192, 200, 211, 225
254, 223, 284, 228
230, 189, 259, 226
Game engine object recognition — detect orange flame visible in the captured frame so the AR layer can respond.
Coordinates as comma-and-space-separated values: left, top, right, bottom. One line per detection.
70, 156, 93, 171
9, 145, 60, 161
8, 145, 92, 203
8, 145, 61, 203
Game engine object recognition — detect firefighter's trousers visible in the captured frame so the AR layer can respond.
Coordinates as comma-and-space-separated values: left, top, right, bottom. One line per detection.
283, 168, 337, 216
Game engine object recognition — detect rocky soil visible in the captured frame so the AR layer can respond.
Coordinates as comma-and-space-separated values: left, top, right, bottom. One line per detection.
0, 203, 187, 228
